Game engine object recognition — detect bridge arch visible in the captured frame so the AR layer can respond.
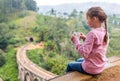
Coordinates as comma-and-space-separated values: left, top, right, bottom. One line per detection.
20, 68, 25, 81
33, 77, 39, 81
24, 72, 31, 81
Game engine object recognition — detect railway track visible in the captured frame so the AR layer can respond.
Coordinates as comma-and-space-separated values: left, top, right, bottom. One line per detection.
16, 43, 57, 81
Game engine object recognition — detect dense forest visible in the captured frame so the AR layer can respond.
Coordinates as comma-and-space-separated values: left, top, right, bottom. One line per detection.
0, 0, 120, 80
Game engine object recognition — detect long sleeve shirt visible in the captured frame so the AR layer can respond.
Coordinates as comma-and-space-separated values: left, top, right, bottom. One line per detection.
73, 27, 109, 74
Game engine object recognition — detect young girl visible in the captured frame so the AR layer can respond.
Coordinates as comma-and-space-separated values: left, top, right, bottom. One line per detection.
66, 7, 109, 75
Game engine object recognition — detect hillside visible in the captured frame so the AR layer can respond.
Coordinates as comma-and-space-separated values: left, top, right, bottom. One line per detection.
38, 2, 120, 15
0, 11, 38, 81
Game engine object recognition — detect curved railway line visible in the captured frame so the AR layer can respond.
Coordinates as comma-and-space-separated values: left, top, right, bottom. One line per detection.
16, 44, 57, 81
16, 43, 120, 81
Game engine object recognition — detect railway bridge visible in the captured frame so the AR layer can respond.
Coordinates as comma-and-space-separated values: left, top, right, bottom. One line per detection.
16, 44, 57, 81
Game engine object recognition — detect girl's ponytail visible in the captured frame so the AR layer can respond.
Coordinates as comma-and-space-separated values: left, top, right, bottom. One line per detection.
103, 20, 108, 44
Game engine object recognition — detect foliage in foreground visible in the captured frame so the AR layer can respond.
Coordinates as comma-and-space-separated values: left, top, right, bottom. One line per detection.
27, 47, 72, 75
0, 49, 18, 81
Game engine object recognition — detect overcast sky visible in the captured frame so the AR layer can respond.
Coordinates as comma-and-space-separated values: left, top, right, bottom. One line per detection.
34, 0, 120, 6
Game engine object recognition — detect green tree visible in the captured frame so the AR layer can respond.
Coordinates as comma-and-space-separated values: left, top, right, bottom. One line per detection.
0, 49, 6, 67
0, 23, 11, 50
25, 0, 37, 11
69, 9, 78, 18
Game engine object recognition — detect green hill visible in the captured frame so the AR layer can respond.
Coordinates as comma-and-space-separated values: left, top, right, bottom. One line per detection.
0, 11, 38, 81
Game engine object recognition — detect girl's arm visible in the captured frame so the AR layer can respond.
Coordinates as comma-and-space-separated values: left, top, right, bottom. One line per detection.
71, 32, 95, 58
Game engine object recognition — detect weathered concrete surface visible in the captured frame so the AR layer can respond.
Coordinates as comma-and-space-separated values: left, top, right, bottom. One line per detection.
49, 71, 92, 81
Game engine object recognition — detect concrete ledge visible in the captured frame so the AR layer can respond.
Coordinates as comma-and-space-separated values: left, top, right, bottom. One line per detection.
48, 71, 92, 81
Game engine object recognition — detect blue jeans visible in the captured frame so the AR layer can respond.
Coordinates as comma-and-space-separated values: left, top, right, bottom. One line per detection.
66, 58, 88, 74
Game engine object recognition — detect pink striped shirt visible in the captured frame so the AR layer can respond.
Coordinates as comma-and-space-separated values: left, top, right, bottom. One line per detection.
73, 27, 109, 74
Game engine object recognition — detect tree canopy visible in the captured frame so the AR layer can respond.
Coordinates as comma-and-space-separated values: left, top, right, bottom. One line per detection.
0, 0, 37, 22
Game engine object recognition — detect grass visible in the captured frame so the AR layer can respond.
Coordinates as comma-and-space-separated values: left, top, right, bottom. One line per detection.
10, 11, 38, 28
0, 48, 18, 81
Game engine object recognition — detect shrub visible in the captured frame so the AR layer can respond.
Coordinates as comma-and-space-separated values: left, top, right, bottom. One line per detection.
0, 50, 6, 67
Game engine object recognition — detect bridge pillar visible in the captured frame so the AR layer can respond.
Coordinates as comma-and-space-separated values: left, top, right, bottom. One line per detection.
33, 77, 41, 81
24, 72, 32, 81
18, 64, 25, 81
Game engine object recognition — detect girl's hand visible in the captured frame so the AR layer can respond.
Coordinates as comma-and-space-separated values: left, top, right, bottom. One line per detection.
71, 34, 78, 43
71, 32, 86, 43
80, 33, 86, 41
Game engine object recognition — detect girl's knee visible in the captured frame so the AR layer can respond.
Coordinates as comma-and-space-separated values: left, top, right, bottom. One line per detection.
66, 63, 73, 72
68, 62, 75, 66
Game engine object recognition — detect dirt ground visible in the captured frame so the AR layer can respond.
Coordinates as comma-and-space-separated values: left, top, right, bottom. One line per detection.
85, 65, 120, 81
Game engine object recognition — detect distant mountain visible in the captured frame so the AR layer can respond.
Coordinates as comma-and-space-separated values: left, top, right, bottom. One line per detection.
38, 2, 120, 15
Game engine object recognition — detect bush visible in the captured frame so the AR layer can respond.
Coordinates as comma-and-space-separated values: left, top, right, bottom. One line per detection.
5, 78, 10, 81
18, 12, 28, 18
45, 55, 70, 75
0, 50, 6, 67
44, 40, 58, 52
0, 23, 10, 50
